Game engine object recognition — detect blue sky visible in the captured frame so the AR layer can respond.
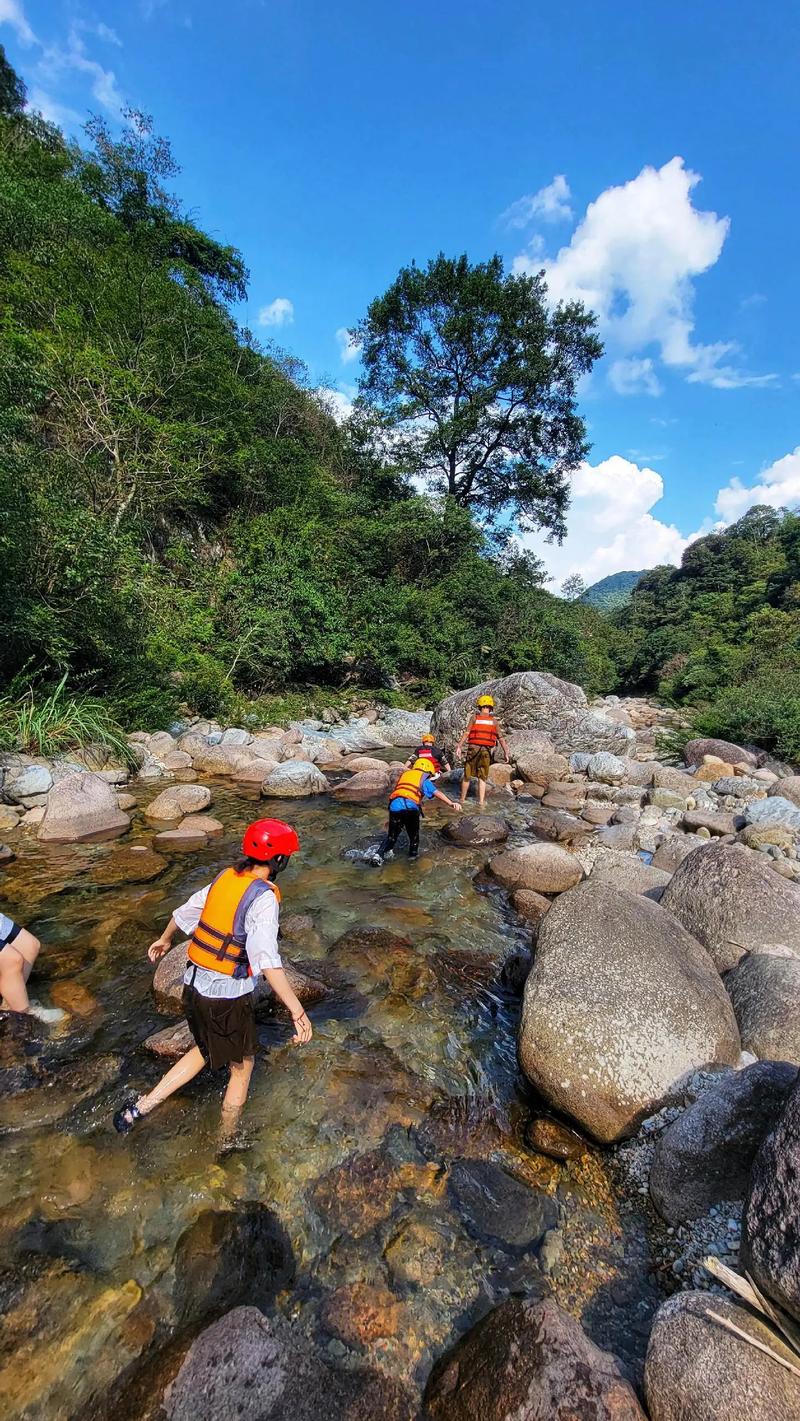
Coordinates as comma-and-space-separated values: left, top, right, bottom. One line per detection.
2, 0, 798, 585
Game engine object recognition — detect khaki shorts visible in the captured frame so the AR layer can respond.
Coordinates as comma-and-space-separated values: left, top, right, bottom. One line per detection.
464, 746, 492, 780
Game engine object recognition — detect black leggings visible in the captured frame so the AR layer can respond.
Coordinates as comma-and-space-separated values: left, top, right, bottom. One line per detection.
379, 808, 420, 858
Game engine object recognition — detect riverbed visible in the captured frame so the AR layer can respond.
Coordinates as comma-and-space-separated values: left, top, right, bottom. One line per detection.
0, 777, 662, 1419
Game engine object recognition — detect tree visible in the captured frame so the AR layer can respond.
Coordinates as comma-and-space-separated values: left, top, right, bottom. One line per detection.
353, 253, 602, 533
0, 45, 26, 118
561, 572, 586, 600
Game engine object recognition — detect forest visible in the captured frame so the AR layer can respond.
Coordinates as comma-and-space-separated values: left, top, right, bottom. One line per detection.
1, 45, 798, 762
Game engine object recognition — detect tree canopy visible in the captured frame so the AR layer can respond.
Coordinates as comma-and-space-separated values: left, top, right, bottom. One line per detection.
353, 253, 602, 532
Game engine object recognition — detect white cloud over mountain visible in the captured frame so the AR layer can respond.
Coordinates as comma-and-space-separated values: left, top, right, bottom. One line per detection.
512, 157, 775, 393
715, 447, 800, 523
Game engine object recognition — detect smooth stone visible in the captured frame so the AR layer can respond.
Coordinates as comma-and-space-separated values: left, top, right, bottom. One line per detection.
488, 842, 582, 894
85, 846, 168, 886
447, 1159, 558, 1250
589, 852, 672, 901
651, 832, 708, 871
741, 1076, 800, 1321
660, 840, 800, 972
144, 784, 212, 821
770, 775, 800, 808
38, 771, 130, 843
262, 760, 330, 797
441, 815, 510, 847
746, 796, 800, 831
587, 750, 627, 784
726, 953, 800, 1065
525, 1115, 588, 1161
684, 737, 758, 768
172, 1206, 294, 1327
4, 764, 53, 801
510, 888, 552, 926
431, 672, 634, 759
153, 828, 209, 852
681, 809, 742, 836
180, 814, 224, 836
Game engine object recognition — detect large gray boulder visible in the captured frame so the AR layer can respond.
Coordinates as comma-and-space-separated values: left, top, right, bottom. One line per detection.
261, 760, 330, 797
430, 672, 634, 759
38, 771, 130, 843
659, 841, 800, 972
741, 1077, 800, 1321
424, 1296, 646, 1421
488, 842, 583, 894
644, 1291, 800, 1421
588, 849, 672, 901
519, 882, 741, 1143
725, 953, 800, 1064
649, 1061, 798, 1224
746, 796, 800, 831
375, 708, 432, 747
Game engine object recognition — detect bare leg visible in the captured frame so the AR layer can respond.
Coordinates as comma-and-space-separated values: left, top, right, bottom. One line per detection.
136, 1046, 207, 1117
460, 774, 470, 805
220, 1056, 254, 1141
0, 930, 40, 1012
477, 776, 487, 809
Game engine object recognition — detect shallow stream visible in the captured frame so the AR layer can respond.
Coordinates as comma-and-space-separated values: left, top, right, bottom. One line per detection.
0, 777, 663, 1418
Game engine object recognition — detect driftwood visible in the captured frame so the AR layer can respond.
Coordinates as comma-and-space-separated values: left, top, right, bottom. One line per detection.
702, 1255, 800, 1377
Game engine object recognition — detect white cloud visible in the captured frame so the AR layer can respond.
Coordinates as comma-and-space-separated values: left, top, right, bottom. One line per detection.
714, 447, 800, 523
258, 297, 294, 328
514, 157, 775, 392
335, 326, 361, 364
39, 29, 123, 113
318, 387, 355, 423
500, 174, 573, 228
27, 85, 81, 128
521, 454, 693, 584
0, 0, 36, 44
608, 357, 663, 397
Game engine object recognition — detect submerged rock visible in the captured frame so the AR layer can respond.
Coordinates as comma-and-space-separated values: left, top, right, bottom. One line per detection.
85, 845, 167, 886
519, 881, 741, 1143
741, 1076, 800, 1322
649, 1061, 798, 1224
441, 815, 510, 847
644, 1290, 800, 1421
424, 1296, 646, 1420
172, 1204, 294, 1326
659, 840, 800, 972
447, 1159, 558, 1250
525, 1114, 588, 1161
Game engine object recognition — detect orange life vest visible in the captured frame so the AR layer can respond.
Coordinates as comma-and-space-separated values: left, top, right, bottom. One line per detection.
389, 766, 427, 807
468, 713, 499, 748
187, 867, 281, 979
414, 747, 442, 772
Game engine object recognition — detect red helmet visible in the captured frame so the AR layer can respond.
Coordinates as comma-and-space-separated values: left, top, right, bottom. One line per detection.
242, 818, 300, 862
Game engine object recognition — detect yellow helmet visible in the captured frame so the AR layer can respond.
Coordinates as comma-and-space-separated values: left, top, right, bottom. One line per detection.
477, 694, 494, 708
413, 757, 434, 771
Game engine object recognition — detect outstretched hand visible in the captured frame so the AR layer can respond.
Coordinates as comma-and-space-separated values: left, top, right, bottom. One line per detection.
291, 1011, 313, 1045
147, 937, 171, 964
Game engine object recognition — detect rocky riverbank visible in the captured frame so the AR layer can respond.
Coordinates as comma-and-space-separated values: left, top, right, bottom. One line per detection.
2, 670, 800, 1419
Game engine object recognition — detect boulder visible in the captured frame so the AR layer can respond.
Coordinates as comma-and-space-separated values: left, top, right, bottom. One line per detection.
653, 765, 698, 795
684, 737, 758, 768
589, 851, 672, 901
38, 771, 130, 843
144, 784, 212, 821
726, 953, 800, 1065
152, 942, 330, 1016
741, 1076, 800, 1321
649, 1061, 798, 1224
447, 1159, 558, 1250
431, 671, 634, 759
587, 751, 627, 784
339, 755, 393, 774
525, 1115, 588, 1160
261, 760, 330, 797
190, 743, 253, 776
623, 760, 660, 787
582, 801, 615, 826
424, 1297, 646, 1421
331, 768, 390, 803
160, 749, 194, 771
770, 775, 800, 808
249, 734, 287, 761
220, 727, 252, 745
651, 833, 708, 872
172, 1205, 294, 1327
375, 708, 432, 747
681, 809, 742, 837
714, 775, 764, 798
504, 729, 557, 761
511, 888, 551, 926
145, 1019, 193, 1058
530, 807, 593, 844
181, 814, 224, 836
153, 827, 210, 851
235, 762, 274, 786
644, 1291, 800, 1421
514, 750, 569, 785
659, 841, 800, 972
488, 842, 582, 894
441, 815, 510, 847
519, 881, 741, 1143
0, 806, 21, 832
3, 764, 53, 802
746, 796, 800, 831
693, 755, 735, 782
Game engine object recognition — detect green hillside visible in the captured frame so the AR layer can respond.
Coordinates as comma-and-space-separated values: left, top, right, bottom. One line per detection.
581, 570, 648, 611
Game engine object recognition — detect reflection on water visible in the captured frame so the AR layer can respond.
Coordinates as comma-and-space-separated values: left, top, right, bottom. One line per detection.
0, 782, 660, 1419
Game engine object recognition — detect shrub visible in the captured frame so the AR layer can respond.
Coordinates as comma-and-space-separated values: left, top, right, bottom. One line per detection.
0, 673, 135, 762
692, 674, 800, 763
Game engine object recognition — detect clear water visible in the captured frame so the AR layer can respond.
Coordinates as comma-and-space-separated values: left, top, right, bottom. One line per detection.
0, 780, 660, 1418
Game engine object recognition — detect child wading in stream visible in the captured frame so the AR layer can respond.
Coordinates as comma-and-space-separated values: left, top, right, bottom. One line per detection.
0, 914, 65, 1023
112, 818, 312, 1140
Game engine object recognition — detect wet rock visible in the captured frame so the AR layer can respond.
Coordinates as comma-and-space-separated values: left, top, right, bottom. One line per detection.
0, 841, 15, 861
172, 1204, 294, 1327
659, 841, 800, 972
383, 1215, 453, 1287
682, 809, 742, 836
588, 751, 627, 784
152, 827, 209, 851
180, 813, 224, 836
332, 768, 390, 803
152, 942, 331, 1016
649, 1061, 798, 1224
116, 792, 137, 811
511, 888, 551, 926
144, 784, 212, 821
746, 796, 800, 831
525, 1115, 588, 1161
684, 737, 758, 768
0, 1052, 120, 1130
262, 759, 330, 797
0, 1012, 48, 1094
431, 672, 634, 759
519, 881, 741, 1143
770, 775, 800, 808
0, 805, 21, 832
741, 1076, 800, 1321
331, 926, 413, 979
144, 1019, 193, 1058
38, 771, 130, 843
488, 842, 582, 894
588, 851, 672, 901
447, 1159, 557, 1250
531, 807, 593, 843
162, 1307, 416, 1421
311, 1149, 422, 1238
644, 1291, 800, 1421
441, 815, 510, 847
4, 764, 53, 802
85, 845, 168, 887
725, 953, 800, 1063
424, 1296, 646, 1420
321, 1281, 403, 1346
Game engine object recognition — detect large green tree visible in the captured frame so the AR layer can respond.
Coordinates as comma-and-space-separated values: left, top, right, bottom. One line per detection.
353, 252, 602, 533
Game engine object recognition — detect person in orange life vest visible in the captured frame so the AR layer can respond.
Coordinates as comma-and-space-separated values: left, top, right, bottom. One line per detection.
112, 819, 312, 1139
454, 694, 510, 808
371, 758, 462, 865
403, 732, 451, 776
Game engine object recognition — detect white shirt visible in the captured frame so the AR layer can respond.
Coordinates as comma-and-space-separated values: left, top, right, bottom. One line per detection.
175, 882, 283, 1000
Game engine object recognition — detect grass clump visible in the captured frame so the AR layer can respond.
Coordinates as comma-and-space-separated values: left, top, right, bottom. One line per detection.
0, 673, 135, 764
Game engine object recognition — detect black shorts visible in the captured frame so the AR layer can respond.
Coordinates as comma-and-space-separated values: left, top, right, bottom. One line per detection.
0, 914, 21, 948
182, 983, 257, 1070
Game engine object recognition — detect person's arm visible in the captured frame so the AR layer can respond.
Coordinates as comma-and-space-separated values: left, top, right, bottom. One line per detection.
246, 891, 312, 1045
433, 787, 462, 812
148, 887, 208, 962
497, 727, 510, 760
455, 716, 475, 758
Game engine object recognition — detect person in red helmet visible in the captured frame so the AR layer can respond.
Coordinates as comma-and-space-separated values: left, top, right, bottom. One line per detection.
112, 818, 311, 1139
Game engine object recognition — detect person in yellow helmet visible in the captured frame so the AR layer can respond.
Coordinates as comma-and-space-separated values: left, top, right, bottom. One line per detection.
370, 757, 461, 864
454, 693, 510, 809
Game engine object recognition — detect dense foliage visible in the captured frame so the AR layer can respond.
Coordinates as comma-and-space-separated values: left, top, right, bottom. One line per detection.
614, 507, 800, 759
0, 54, 615, 727
582, 570, 647, 611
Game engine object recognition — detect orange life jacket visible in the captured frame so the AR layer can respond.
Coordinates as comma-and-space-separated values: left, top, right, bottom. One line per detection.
389, 766, 428, 807
468, 713, 499, 748
414, 747, 442, 772
187, 867, 281, 979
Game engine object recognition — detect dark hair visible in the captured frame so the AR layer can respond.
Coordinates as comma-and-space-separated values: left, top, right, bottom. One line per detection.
234, 855, 263, 874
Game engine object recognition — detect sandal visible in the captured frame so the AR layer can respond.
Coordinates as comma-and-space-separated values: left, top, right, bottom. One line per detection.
113, 1099, 142, 1134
